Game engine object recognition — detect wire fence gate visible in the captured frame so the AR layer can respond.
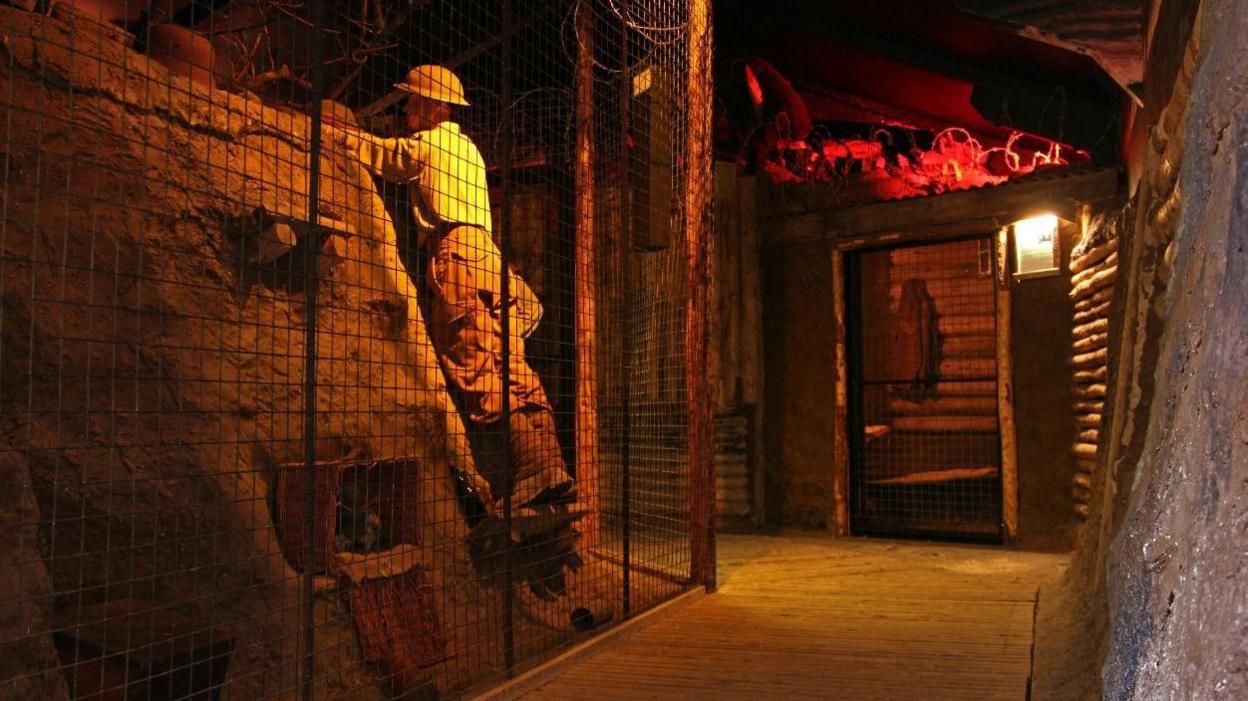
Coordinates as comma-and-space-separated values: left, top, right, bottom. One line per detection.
0, 0, 714, 698
847, 237, 1004, 542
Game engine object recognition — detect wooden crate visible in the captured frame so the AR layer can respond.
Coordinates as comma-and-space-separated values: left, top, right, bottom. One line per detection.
273, 457, 423, 573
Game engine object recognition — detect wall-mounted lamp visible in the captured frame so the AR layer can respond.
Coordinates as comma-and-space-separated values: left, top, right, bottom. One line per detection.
1011, 213, 1060, 280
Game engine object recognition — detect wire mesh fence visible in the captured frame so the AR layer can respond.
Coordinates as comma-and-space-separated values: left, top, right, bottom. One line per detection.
0, 0, 713, 698
848, 237, 1003, 541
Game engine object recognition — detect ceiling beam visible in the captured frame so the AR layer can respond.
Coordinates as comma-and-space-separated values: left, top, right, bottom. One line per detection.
766, 166, 1121, 247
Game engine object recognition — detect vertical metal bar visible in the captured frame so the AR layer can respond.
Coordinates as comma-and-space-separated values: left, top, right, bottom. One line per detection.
300, 0, 328, 697
618, 27, 632, 619
500, 0, 517, 677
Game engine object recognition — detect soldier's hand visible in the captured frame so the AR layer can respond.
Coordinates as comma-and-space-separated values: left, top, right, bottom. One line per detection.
319, 122, 350, 148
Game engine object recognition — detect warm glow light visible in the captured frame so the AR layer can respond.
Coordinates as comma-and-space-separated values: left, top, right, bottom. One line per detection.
1013, 213, 1060, 279
1014, 213, 1058, 247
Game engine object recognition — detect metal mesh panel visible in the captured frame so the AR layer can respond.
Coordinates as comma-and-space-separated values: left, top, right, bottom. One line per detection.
848, 237, 1003, 540
0, 0, 712, 698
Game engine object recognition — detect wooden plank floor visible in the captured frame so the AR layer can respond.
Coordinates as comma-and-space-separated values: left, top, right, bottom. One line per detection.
521, 534, 1069, 700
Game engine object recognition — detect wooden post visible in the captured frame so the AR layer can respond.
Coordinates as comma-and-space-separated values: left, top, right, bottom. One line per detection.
686, 0, 715, 590
996, 228, 1019, 539
831, 250, 850, 535
573, 0, 599, 549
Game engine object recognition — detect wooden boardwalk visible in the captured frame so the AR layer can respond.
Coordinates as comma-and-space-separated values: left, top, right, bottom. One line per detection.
520, 534, 1068, 700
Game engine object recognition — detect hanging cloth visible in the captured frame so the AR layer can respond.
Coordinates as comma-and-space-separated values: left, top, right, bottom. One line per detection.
898, 278, 941, 398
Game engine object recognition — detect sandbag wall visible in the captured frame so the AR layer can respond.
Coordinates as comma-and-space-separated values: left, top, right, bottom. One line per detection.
1068, 221, 1118, 518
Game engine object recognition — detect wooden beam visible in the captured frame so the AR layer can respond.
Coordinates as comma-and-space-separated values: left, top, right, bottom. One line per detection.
574, 4, 599, 550
1073, 333, 1108, 353
871, 466, 998, 486
1071, 252, 1118, 287
1069, 263, 1119, 299
1077, 414, 1103, 429
769, 167, 1121, 247
996, 229, 1019, 540
831, 251, 850, 536
686, 0, 715, 590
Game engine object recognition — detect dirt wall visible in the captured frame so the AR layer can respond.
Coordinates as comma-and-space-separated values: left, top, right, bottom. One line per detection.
1030, 1, 1247, 698
0, 7, 492, 698
1011, 222, 1079, 549
1100, 0, 1247, 697
760, 241, 839, 528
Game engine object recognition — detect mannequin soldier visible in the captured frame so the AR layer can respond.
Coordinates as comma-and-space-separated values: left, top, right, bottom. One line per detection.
327, 66, 576, 530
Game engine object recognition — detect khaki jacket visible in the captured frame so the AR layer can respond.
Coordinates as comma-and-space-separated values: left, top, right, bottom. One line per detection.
341, 120, 548, 421
344, 121, 542, 338
347, 121, 492, 235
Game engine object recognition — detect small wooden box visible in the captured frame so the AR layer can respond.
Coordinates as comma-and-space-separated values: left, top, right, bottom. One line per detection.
273, 457, 423, 573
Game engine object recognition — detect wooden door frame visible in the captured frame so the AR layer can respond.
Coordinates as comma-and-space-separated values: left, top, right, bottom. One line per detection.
829, 226, 1019, 540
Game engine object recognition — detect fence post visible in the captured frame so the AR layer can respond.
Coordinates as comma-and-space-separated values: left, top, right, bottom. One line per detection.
500, 0, 517, 677
686, 0, 716, 592
574, 0, 600, 554
299, 0, 328, 695
618, 26, 634, 620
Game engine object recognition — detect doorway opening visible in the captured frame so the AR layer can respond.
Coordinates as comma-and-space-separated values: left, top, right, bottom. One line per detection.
847, 236, 1003, 541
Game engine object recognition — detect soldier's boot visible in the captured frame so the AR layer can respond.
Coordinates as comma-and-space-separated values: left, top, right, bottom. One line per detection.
514, 523, 612, 632
508, 406, 576, 510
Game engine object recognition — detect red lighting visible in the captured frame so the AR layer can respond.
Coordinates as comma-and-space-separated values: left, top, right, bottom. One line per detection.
744, 65, 765, 107
755, 122, 1080, 200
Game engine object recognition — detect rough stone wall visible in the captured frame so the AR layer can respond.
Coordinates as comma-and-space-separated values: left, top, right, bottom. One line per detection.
0, 7, 492, 698
1101, 0, 1247, 697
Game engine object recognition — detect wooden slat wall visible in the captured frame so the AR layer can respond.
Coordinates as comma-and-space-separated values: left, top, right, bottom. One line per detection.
714, 414, 750, 517
1068, 225, 1118, 518
885, 241, 998, 434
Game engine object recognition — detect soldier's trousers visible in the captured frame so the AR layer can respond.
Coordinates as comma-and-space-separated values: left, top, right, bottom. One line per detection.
425, 225, 573, 508
470, 406, 573, 508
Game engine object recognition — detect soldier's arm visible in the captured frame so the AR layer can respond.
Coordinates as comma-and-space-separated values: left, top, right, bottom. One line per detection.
337, 128, 430, 184
509, 268, 544, 339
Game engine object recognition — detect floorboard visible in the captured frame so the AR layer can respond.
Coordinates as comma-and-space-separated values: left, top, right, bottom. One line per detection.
519, 533, 1069, 700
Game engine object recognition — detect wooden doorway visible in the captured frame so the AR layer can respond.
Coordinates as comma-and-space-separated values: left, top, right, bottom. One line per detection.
846, 236, 1004, 541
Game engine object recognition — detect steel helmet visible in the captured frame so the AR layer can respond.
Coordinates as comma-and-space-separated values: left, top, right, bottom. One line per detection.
395, 65, 470, 106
